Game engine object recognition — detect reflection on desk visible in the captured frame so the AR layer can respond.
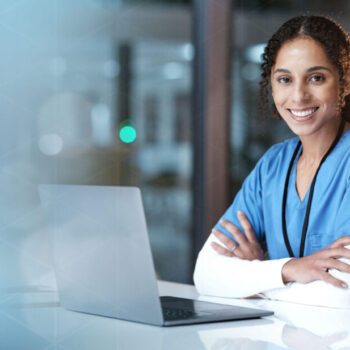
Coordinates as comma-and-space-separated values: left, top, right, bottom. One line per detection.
1, 281, 350, 350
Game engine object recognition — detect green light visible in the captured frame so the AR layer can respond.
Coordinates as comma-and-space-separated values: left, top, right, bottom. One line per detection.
120, 125, 136, 143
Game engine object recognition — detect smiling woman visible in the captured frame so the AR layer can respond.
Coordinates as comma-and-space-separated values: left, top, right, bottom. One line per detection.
194, 15, 350, 307
271, 37, 349, 203
271, 37, 346, 142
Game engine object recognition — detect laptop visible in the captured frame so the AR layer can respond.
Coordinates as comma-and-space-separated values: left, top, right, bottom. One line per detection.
38, 184, 273, 326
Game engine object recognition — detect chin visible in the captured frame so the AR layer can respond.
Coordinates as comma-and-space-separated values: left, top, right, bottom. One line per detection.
282, 115, 339, 138
281, 119, 313, 136
288, 128, 312, 137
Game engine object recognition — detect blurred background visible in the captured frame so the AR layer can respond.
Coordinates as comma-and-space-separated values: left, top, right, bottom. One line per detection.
0, 0, 348, 288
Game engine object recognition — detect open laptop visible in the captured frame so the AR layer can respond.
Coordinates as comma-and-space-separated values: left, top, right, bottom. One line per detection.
39, 184, 273, 326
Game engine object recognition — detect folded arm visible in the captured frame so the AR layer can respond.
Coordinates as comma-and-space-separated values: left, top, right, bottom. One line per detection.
263, 256, 350, 308
194, 215, 350, 307
193, 232, 291, 298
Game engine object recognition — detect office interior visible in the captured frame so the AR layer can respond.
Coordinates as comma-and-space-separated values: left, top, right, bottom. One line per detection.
0, 0, 349, 291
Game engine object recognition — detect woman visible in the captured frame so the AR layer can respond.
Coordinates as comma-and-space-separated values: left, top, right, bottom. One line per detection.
194, 15, 350, 307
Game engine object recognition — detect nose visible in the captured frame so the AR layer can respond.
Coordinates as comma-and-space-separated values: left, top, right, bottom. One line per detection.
291, 81, 310, 104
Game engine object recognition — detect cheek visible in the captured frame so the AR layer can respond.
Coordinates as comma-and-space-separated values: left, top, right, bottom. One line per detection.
318, 89, 338, 110
320, 82, 339, 107
271, 87, 288, 107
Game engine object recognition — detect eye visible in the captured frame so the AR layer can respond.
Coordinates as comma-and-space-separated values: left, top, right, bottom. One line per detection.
277, 76, 291, 84
309, 74, 325, 83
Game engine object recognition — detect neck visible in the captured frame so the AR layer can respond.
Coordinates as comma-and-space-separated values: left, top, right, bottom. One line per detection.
299, 118, 348, 165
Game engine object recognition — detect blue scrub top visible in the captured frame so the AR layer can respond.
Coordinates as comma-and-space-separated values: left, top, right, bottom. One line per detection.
215, 127, 350, 259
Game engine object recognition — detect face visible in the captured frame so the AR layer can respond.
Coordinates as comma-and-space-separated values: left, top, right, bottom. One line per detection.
271, 37, 347, 138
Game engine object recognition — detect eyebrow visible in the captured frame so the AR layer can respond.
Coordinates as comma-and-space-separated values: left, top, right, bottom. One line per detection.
273, 66, 332, 74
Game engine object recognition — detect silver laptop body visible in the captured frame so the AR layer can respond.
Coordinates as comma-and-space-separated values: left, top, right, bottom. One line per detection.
39, 184, 273, 326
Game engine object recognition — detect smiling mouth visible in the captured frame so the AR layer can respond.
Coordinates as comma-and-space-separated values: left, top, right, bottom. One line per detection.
288, 107, 319, 117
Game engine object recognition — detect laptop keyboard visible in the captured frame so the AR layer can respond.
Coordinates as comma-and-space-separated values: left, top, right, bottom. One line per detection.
162, 308, 197, 321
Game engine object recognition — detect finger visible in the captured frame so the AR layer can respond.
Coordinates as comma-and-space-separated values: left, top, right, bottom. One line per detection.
211, 241, 234, 257
219, 219, 248, 246
326, 247, 350, 259
322, 258, 350, 274
212, 228, 237, 251
237, 211, 258, 243
328, 236, 350, 248
318, 271, 348, 289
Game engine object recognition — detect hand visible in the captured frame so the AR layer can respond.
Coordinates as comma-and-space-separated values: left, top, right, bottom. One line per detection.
282, 236, 350, 288
210, 210, 264, 261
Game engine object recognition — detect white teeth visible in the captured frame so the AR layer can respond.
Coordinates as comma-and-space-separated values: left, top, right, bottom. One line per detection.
290, 108, 317, 117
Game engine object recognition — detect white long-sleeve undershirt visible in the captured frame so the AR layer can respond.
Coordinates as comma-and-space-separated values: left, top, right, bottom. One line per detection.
193, 234, 350, 308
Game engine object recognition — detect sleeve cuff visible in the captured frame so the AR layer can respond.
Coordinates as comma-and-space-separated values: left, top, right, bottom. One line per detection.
259, 257, 293, 291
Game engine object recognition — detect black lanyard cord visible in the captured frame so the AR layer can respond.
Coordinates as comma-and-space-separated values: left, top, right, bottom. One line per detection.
282, 119, 346, 258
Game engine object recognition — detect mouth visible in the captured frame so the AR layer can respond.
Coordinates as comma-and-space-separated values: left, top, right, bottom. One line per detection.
287, 107, 319, 121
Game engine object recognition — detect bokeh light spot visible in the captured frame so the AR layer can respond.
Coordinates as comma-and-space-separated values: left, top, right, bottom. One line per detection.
39, 134, 63, 155
119, 126, 136, 143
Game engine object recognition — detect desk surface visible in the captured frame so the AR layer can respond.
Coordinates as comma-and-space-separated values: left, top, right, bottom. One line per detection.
1, 281, 350, 349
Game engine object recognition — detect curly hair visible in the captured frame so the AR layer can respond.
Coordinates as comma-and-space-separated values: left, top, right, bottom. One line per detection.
259, 15, 350, 122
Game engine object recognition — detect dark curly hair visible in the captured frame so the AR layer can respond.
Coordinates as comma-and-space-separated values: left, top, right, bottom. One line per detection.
259, 15, 350, 122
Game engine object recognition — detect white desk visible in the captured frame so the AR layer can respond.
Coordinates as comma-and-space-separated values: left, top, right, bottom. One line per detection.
1, 281, 350, 349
